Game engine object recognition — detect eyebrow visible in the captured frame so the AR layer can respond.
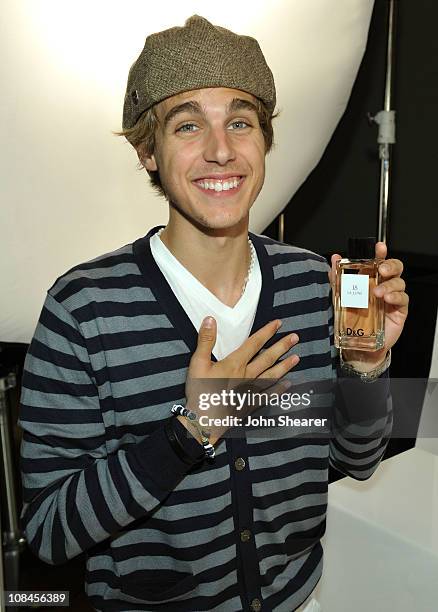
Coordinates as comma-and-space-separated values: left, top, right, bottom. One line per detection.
162, 97, 259, 128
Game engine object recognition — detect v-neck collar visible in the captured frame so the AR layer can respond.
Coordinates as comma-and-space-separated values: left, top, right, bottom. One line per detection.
150, 229, 259, 317
132, 225, 275, 363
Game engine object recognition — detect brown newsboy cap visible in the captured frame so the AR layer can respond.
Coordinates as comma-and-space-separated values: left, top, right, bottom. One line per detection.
122, 15, 276, 130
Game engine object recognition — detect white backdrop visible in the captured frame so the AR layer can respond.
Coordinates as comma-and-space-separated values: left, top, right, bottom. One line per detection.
1, 0, 375, 343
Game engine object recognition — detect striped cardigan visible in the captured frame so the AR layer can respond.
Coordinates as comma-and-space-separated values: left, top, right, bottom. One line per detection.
18, 226, 392, 611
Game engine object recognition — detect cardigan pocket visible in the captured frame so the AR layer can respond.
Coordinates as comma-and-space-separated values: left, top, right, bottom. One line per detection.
119, 569, 199, 604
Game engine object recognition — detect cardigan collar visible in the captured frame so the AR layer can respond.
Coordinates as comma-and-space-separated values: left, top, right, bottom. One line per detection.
133, 225, 275, 363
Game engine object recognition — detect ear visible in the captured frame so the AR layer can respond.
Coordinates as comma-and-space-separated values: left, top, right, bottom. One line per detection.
136, 148, 157, 172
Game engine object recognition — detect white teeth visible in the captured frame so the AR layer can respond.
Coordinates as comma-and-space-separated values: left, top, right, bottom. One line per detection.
196, 177, 242, 191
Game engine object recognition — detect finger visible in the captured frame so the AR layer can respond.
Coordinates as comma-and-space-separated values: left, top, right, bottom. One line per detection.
258, 353, 300, 380
329, 253, 342, 288
375, 241, 387, 260
246, 333, 299, 378
232, 319, 282, 365
192, 316, 217, 363
245, 376, 293, 401
382, 290, 409, 308
378, 258, 404, 278
374, 277, 406, 297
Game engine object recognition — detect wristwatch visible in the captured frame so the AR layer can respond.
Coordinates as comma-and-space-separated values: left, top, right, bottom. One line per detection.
339, 349, 391, 383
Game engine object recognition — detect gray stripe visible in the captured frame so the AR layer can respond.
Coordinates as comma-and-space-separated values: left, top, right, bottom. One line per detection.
251, 469, 328, 498
51, 246, 134, 293
104, 339, 190, 368
255, 515, 324, 549
270, 557, 323, 612
277, 311, 326, 333
52, 262, 141, 293
60, 286, 157, 313
265, 242, 323, 259
330, 442, 387, 467
22, 468, 83, 492
80, 313, 173, 340
76, 471, 109, 541
273, 259, 328, 280
25, 355, 93, 385
22, 492, 56, 543
111, 516, 234, 549
254, 493, 327, 524
249, 445, 328, 471
152, 492, 232, 522
99, 367, 187, 400
95, 459, 137, 527
20, 439, 107, 460
88, 543, 236, 577
86, 554, 116, 572
21, 389, 99, 410
176, 463, 230, 490
49, 477, 82, 563
33, 324, 89, 362
115, 542, 236, 575
44, 292, 80, 326
39, 506, 58, 563
19, 421, 105, 439
332, 428, 390, 453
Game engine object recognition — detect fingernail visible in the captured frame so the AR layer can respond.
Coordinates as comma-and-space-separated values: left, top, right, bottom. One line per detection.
290, 333, 299, 343
276, 319, 282, 329
203, 316, 214, 328
380, 264, 389, 274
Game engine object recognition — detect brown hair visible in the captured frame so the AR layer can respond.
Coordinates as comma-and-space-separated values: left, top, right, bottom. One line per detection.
114, 98, 278, 198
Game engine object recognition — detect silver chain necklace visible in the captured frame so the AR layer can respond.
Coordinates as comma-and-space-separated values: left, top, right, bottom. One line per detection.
157, 228, 254, 297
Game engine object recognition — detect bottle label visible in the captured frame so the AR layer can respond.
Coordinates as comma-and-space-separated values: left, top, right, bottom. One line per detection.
341, 274, 369, 308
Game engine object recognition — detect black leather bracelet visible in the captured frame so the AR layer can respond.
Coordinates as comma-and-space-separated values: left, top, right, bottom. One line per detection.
164, 417, 197, 465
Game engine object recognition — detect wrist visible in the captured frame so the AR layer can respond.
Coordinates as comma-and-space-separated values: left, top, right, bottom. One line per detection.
176, 415, 204, 446
339, 348, 391, 382
340, 347, 387, 373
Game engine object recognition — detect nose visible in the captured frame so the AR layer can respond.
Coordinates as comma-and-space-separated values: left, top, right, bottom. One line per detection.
203, 125, 236, 165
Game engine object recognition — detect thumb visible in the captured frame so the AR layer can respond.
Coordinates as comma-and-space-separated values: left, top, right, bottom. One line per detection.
194, 316, 217, 362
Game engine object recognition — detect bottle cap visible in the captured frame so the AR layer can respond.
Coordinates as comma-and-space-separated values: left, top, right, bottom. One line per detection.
347, 237, 375, 259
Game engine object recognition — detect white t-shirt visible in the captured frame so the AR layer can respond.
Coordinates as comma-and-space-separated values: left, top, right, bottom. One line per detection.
150, 230, 262, 360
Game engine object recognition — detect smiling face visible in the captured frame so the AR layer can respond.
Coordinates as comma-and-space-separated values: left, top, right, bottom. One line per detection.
141, 87, 267, 232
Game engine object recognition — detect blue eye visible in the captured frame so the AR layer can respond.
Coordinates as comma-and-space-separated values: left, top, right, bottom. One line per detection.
230, 121, 249, 129
177, 123, 198, 133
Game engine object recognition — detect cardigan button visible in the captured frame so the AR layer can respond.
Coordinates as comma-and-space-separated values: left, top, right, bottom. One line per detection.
250, 598, 262, 611
234, 457, 246, 471
240, 529, 252, 542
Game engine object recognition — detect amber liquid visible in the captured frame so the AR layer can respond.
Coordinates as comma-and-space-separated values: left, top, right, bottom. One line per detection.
334, 259, 385, 351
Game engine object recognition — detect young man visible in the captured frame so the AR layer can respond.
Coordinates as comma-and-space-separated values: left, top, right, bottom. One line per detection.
19, 16, 408, 612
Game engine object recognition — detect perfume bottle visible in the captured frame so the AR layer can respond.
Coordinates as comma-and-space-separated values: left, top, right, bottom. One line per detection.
334, 237, 385, 351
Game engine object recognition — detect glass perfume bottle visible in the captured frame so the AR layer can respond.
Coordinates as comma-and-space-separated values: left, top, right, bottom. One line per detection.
334, 237, 385, 351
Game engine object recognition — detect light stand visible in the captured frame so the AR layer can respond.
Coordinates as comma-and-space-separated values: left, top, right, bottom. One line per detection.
0, 369, 26, 607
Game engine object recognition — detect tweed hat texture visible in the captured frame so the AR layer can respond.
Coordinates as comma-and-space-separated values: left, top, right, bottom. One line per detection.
122, 15, 276, 130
